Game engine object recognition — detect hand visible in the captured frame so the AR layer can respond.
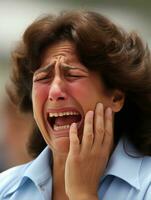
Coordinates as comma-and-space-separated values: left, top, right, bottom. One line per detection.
65, 103, 114, 200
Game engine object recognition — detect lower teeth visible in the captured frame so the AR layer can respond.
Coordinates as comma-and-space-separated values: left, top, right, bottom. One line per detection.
54, 124, 70, 131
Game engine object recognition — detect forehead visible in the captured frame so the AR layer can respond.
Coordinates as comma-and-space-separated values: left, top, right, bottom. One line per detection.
41, 40, 79, 66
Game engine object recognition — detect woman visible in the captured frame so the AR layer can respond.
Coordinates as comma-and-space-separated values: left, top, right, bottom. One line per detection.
1, 10, 151, 200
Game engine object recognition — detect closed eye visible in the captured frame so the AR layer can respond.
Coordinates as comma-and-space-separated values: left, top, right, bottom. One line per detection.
65, 73, 86, 81
35, 77, 50, 82
33, 72, 52, 83
65, 74, 83, 77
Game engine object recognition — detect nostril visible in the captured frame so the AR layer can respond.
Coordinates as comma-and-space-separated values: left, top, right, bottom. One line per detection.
48, 87, 67, 101
58, 97, 65, 100
49, 96, 66, 101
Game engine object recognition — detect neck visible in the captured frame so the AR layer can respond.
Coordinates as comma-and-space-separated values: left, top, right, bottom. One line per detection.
52, 152, 68, 200
52, 150, 67, 169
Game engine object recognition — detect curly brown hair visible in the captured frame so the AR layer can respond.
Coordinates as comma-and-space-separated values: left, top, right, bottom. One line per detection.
10, 10, 151, 155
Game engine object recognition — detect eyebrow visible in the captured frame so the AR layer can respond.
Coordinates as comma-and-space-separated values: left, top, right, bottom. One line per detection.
34, 63, 88, 75
62, 64, 88, 73
34, 64, 52, 75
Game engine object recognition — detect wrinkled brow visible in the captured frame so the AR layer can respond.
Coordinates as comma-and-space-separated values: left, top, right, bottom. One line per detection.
34, 62, 88, 75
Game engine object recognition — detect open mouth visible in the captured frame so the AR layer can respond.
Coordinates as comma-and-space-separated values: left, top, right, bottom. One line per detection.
47, 111, 82, 131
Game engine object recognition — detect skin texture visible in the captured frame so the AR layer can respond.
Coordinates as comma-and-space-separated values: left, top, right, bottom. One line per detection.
32, 40, 124, 199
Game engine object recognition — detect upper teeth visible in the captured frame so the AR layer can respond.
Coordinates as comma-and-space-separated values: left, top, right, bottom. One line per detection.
49, 111, 79, 117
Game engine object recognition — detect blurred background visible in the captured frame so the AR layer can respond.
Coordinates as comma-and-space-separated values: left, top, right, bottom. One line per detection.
0, 0, 151, 171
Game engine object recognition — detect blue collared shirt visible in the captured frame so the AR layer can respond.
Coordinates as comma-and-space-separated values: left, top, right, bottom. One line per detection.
0, 139, 151, 200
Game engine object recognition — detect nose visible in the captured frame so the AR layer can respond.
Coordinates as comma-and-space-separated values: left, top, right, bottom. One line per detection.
48, 76, 67, 102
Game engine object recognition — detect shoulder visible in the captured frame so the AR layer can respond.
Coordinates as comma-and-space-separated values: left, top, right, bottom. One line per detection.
0, 162, 31, 196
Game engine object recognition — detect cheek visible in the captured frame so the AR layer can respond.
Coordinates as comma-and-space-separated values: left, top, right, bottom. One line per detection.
68, 80, 101, 109
32, 84, 49, 111
68, 81, 88, 99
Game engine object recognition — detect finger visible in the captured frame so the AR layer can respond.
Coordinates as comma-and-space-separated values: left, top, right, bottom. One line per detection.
69, 123, 80, 155
81, 110, 94, 154
103, 107, 113, 153
93, 103, 104, 148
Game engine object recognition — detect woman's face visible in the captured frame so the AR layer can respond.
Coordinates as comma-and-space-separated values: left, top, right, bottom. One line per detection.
32, 40, 116, 155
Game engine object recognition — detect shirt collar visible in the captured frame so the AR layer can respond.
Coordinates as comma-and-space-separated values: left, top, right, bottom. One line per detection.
103, 138, 143, 190
4, 139, 143, 197
24, 146, 52, 184
4, 146, 52, 197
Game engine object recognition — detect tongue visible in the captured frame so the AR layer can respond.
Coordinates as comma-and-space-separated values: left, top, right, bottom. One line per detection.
55, 115, 81, 126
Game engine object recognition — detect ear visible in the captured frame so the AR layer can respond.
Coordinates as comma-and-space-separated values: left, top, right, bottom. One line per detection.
111, 90, 125, 112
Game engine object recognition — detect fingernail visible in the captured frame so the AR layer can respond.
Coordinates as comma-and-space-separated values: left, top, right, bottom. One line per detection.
88, 110, 94, 118
97, 102, 103, 110
70, 122, 77, 129
106, 107, 112, 118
